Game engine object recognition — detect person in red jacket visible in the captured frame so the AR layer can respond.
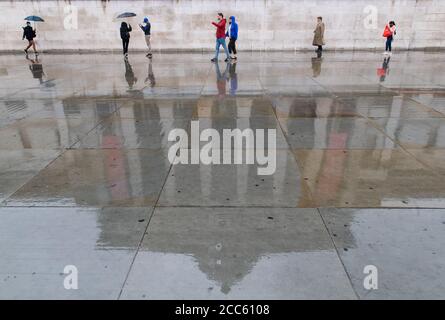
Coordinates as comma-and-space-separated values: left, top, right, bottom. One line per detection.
211, 13, 231, 62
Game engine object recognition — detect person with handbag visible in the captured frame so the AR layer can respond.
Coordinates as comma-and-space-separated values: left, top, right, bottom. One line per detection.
383, 21, 396, 55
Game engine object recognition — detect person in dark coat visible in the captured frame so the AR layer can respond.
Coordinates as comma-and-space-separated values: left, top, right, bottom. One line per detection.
22, 21, 38, 55
120, 22, 132, 57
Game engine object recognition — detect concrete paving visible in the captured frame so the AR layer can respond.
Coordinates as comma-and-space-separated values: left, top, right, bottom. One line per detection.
1, 51, 445, 299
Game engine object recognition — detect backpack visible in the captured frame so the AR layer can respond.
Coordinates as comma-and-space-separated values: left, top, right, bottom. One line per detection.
383, 25, 392, 37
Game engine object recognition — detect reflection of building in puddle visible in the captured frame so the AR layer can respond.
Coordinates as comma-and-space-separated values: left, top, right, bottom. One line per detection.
131, 209, 337, 295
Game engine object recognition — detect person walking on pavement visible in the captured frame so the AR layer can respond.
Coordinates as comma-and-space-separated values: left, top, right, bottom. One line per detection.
211, 13, 230, 62
139, 17, 152, 58
23, 21, 38, 55
120, 22, 132, 58
312, 16, 325, 52
226, 16, 238, 60
383, 21, 396, 56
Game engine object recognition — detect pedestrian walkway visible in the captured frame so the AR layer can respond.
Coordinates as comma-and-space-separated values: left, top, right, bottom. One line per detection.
0, 52, 445, 299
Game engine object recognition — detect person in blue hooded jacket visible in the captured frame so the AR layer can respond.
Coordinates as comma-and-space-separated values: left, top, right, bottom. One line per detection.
139, 17, 152, 58
226, 16, 238, 60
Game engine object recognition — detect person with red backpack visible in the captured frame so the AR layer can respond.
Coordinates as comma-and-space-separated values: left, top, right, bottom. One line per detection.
383, 21, 396, 56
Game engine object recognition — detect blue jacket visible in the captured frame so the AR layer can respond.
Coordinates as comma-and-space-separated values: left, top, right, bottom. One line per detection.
226, 16, 238, 40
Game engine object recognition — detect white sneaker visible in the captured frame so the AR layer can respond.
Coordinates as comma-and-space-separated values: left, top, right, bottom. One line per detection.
383, 51, 388, 55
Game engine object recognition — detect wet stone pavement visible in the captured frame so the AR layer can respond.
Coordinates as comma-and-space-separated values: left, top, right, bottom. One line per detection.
0, 52, 445, 299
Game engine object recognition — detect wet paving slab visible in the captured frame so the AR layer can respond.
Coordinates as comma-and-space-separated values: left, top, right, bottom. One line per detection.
320, 208, 445, 299
4, 149, 172, 207
340, 95, 445, 119
271, 96, 360, 118
371, 117, 445, 149
279, 117, 395, 149
294, 149, 445, 208
121, 207, 356, 299
158, 150, 314, 207
0, 207, 151, 299
0, 149, 61, 203
1, 52, 445, 298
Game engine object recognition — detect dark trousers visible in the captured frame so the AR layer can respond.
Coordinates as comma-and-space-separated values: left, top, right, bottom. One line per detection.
385, 36, 393, 51
317, 45, 323, 51
228, 38, 237, 55
122, 38, 130, 54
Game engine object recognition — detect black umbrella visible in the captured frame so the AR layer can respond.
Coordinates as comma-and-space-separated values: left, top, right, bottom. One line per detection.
24, 16, 45, 22
116, 12, 137, 19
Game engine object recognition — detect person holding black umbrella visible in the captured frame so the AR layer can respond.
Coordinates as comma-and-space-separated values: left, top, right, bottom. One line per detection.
120, 22, 132, 58
23, 21, 37, 55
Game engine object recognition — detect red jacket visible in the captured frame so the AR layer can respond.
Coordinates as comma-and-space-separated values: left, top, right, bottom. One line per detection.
212, 19, 226, 39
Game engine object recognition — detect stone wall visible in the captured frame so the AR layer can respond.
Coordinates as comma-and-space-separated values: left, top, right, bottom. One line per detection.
1, 0, 445, 51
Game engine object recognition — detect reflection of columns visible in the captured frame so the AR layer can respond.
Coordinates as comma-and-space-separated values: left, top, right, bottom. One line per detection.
300, 151, 324, 196
315, 97, 333, 117
236, 97, 252, 118
313, 118, 328, 149
118, 100, 135, 118
0, 101, 7, 116
159, 100, 174, 118
382, 96, 403, 151
53, 100, 69, 148
122, 109, 140, 197
436, 125, 445, 147
273, 149, 288, 200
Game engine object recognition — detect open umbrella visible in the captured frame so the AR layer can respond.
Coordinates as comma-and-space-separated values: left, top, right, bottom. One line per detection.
24, 15, 44, 36
116, 12, 137, 19
24, 16, 44, 22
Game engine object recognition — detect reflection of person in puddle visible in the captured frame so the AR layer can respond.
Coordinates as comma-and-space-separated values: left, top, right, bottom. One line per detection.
145, 59, 155, 88
26, 55, 44, 83
124, 58, 137, 89
377, 57, 390, 82
215, 62, 229, 98
311, 50, 323, 77
228, 61, 237, 96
